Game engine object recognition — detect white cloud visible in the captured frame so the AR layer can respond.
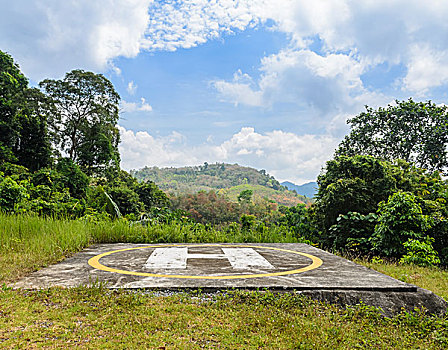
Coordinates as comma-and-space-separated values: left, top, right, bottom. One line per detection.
141, 0, 261, 52
207, 0, 448, 112
119, 125, 339, 183
212, 48, 388, 134
0, 0, 152, 80
127, 81, 137, 95
212, 70, 264, 107
3, 0, 448, 98
403, 44, 448, 95
121, 98, 153, 113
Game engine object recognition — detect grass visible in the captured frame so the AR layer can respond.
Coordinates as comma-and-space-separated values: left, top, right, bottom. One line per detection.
1, 287, 447, 349
1, 213, 448, 349
357, 259, 448, 301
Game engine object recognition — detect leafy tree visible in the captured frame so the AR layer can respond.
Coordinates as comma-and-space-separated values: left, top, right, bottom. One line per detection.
107, 185, 142, 217
314, 155, 448, 255
314, 155, 397, 237
238, 189, 253, 202
0, 51, 27, 163
136, 180, 169, 210
55, 158, 89, 198
40, 69, 120, 176
336, 99, 448, 172
277, 204, 316, 240
0, 51, 51, 170
13, 88, 52, 170
400, 236, 441, 267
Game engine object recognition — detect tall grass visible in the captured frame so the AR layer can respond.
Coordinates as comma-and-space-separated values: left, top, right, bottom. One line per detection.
0, 213, 302, 282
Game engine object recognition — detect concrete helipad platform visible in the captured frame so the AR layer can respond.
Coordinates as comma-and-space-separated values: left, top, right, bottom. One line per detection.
13, 243, 447, 315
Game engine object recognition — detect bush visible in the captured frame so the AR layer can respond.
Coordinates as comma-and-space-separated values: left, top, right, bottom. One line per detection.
328, 211, 377, 253
400, 236, 441, 267
371, 192, 431, 257
0, 176, 28, 212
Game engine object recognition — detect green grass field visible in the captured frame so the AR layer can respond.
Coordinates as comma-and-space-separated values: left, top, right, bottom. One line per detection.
1, 214, 447, 349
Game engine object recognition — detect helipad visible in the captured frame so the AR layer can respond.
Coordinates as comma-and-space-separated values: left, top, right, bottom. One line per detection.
13, 243, 447, 315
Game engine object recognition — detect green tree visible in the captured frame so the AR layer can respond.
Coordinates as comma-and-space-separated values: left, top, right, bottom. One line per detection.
336, 99, 448, 172
0, 176, 28, 212
238, 189, 253, 202
13, 88, 52, 171
0, 51, 51, 170
55, 158, 89, 198
40, 69, 120, 176
313, 155, 447, 253
0, 51, 27, 163
136, 180, 169, 210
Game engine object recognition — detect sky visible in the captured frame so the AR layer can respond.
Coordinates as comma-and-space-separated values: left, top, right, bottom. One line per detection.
2, 1, 448, 184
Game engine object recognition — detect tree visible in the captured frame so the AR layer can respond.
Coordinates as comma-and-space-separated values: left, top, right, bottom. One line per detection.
313, 155, 446, 252
40, 70, 120, 176
238, 189, 253, 202
0, 51, 27, 163
13, 88, 52, 171
336, 99, 448, 172
136, 180, 169, 210
0, 51, 51, 170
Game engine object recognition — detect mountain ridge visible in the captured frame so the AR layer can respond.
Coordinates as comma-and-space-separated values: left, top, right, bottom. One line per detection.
281, 181, 318, 198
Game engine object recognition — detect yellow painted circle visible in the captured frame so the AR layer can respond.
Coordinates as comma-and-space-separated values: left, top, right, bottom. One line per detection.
88, 244, 323, 280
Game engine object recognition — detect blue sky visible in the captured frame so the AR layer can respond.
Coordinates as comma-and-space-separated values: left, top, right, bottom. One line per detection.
2, 1, 448, 184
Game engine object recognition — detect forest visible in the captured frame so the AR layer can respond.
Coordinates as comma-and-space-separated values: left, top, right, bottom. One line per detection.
1, 49, 448, 267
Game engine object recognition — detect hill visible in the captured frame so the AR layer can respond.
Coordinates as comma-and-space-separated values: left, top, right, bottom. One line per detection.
281, 181, 318, 198
131, 163, 312, 206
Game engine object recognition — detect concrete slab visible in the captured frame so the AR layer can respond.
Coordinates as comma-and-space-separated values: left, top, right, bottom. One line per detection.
12, 243, 447, 316
12, 243, 411, 290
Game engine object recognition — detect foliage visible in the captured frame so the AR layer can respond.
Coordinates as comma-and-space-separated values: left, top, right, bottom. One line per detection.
240, 214, 256, 230
0, 176, 28, 212
314, 155, 397, 236
328, 211, 378, 253
336, 99, 448, 172
372, 192, 432, 257
238, 189, 253, 202
0, 51, 51, 170
0, 50, 28, 164
314, 155, 448, 264
136, 180, 169, 209
276, 204, 317, 240
55, 158, 89, 198
40, 69, 121, 176
400, 236, 441, 267
170, 190, 241, 224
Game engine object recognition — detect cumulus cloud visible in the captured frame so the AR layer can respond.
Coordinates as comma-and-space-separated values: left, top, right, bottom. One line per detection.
119, 125, 339, 183
210, 0, 448, 108
3, 0, 448, 98
121, 98, 153, 113
0, 0, 152, 79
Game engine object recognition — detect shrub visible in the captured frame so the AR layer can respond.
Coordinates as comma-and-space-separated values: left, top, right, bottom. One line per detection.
371, 192, 431, 257
400, 236, 441, 267
0, 176, 28, 211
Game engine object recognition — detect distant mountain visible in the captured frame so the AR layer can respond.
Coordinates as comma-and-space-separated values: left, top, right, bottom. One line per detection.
281, 181, 318, 198
131, 163, 312, 206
